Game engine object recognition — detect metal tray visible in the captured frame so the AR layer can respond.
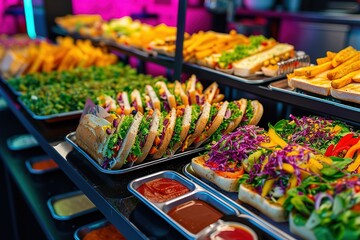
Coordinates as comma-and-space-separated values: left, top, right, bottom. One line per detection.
183, 163, 297, 240
25, 155, 59, 174
184, 62, 285, 84
269, 79, 360, 113
17, 97, 82, 121
65, 132, 205, 174
128, 170, 240, 239
74, 219, 109, 240
0, 76, 22, 96
47, 190, 97, 221
73, 219, 125, 240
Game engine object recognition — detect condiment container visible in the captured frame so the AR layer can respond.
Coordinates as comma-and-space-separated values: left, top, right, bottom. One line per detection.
128, 170, 239, 239
74, 219, 126, 240
25, 155, 59, 174
47, 190, 97, 220
197, 214, 277, 240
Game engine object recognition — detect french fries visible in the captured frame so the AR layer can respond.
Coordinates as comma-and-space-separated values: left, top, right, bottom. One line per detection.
0, 36, 117, 77
316, 56, 331, 65
331, 46, 357, 67
327, 54, 360, 80
294, 62, 332, 78
331, 70, 360, 89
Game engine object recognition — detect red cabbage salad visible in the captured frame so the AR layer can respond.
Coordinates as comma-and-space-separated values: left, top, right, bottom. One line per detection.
204, 125, 270, 172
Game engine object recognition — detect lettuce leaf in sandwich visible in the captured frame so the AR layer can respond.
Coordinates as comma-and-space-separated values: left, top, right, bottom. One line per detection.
127, 115, 150, 162
210, 101, 243, 142
187, 105, 201, 135
103, 115, 134, 161
240, 100, 254, 126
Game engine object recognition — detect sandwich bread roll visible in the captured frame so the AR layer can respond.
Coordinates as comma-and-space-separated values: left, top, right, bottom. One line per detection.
75, 114, 112, 165
233, 43, 294, 77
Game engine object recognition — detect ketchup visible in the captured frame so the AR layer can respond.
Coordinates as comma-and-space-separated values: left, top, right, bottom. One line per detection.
31, 159, 58, 171
210, 224, 256, 240
137, 178, 189, 203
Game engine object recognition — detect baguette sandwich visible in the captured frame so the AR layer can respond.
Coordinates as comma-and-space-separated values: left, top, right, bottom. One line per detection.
203, 82, 224, 104
116, 91, 132, 115
76, 111, 143, 169
130, 89, 144, 113
155, 81, 177, 111
173, 80, 189, 105
167, 105, 192, 155
205, 35, 277, 71
75, 114, 113, 165
233, 43, 295, 77
240, 100, 264, 126
194, 99, 249, 146
145, 85, 161, 111
182, 102, 211, 151
129, 109, 161, 165
150, 108, 177, 159
192, 101, 229, 147
192, 125, 269, 192
185, 74, 205, 105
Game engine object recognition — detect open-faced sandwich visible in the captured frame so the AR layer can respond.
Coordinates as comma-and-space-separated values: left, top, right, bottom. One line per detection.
238, 144, 316, 222
191, 125, 270, 192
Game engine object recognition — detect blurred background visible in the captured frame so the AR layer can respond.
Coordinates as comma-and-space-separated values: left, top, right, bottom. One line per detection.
1, 0, 360, 65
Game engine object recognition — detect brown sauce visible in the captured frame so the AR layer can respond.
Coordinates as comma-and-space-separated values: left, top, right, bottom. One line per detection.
167, 199, 223, 234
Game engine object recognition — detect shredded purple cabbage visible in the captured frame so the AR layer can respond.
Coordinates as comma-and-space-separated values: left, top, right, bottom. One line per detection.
204, 125, 267, 172
288, 115, 335, 148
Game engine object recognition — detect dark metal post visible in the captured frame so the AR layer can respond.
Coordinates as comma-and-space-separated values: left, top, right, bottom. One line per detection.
173, 0, 187, 82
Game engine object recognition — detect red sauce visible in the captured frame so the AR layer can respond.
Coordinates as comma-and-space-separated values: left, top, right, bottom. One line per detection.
167, 200, 223, 234
83, 224, 125, 240
137, 178, 189, 203
31, 159, 58, 171
210, 224, 256, 240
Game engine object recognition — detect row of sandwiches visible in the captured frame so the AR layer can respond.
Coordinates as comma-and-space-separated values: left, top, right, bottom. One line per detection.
97, 75, 225, 115
76, 98, 264, 170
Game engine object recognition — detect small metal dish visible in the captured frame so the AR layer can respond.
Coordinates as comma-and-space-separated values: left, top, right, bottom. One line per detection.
47, 190, 97, 221
25, 155, 59, 174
